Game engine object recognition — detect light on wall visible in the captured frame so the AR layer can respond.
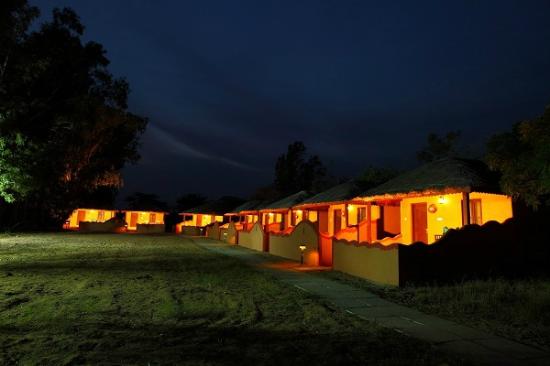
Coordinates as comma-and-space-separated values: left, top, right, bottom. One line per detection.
438, 196, 447, 204
299, 245, 307, 265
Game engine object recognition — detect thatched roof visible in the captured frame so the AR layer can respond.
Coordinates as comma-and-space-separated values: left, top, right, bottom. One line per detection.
261, 191, 310, 210
181, 196, 245, 215
227, 200, 269, 214
362, 158, 499, 197
298, 180, 361, 206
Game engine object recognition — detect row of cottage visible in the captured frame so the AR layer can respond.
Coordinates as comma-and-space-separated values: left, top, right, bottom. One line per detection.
65, 158, 513, 285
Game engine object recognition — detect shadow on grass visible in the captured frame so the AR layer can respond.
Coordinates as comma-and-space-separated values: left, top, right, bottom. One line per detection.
0, 320, 463, 366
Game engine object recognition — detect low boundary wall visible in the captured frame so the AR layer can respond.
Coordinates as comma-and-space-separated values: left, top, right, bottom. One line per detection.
181, 226, 203, 236
238, 222, 264, 252
333, 240, 399, 286
332, 218, 543, 286
206, 222, 220, 240
136, 224, 165, 234
223, 223, 239, 244
79, 221, 123, 233
269, 221, 319, 265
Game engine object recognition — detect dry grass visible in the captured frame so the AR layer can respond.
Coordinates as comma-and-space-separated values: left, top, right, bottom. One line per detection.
325, 271, 550, 351
0, 233, 461, 365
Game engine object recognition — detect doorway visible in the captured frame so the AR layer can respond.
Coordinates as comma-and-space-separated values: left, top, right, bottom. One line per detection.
411, 203, 428, 243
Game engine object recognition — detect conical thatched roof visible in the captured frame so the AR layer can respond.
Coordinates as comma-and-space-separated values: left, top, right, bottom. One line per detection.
362, 158, 499, 197
298, 180, 361, 205
261, 191, 310, 210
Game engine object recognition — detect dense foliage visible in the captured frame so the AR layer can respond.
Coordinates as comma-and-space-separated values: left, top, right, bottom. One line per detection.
0, 1, 147, 228
417, 131, 461, 163
486, 104, 550, 208
274, 141, 329, 196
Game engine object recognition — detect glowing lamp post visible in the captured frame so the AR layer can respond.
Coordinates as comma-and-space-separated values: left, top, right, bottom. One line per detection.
299, 245, 307, 265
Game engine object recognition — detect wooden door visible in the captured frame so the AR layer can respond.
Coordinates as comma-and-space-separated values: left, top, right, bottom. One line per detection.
318, 210, 329, 233
77, 210, 86, 225
411, 203, 428, 243
333, 209, 342, 234
130, 212, 138, 228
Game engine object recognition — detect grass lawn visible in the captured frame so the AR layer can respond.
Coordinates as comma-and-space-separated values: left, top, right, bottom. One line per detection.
324, 271, 550, 351
0, 233, 462, 365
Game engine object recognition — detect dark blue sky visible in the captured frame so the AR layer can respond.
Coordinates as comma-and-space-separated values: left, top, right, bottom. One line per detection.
33, 0, 550, 204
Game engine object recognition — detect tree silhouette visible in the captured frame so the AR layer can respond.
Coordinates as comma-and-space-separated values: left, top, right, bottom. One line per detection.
486, 104, 550, 208
0, 2, 147, 228
417, 131, 461, 163
274, 141, 328, 196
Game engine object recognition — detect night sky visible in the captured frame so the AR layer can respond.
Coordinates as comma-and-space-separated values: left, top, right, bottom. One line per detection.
33, 0, 550, 204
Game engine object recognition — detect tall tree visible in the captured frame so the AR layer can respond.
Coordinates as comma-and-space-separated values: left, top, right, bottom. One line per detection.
486, 104, 550, 208
417, 131, 461, 163
274, 141, 328, 196
0, 3, 147, 228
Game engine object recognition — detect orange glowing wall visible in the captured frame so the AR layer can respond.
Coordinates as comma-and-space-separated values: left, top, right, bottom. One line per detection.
400, 193, 463, 244
399, 192, 513, 244
125, 211, 165, 231
66, 209, 116, 229
326, 204, 378, 236
469, 192, 513, 224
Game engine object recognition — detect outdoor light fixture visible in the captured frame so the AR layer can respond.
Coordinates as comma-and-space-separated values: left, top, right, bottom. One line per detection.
428, 204, 438, 213
438, 196, 447, 204
299, 245, 307, 265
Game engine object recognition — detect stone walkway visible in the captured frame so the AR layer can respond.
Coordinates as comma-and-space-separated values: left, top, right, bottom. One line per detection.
191, 237, 550, 366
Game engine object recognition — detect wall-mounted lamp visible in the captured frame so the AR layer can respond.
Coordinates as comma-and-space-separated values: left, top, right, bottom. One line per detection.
438, 196, 447, 204
299, 245, 307, 265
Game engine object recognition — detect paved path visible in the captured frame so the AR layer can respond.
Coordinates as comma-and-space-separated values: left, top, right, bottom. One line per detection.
191, 237, 550, 366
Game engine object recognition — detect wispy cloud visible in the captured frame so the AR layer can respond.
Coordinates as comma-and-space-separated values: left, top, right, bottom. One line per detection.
148, 123, 261, 171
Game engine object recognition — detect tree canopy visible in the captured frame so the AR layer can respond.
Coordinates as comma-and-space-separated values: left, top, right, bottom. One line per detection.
417, 131, 461, 163
0, 2, 147, 227
486, 104, 550, 208
274, 141, 329, 196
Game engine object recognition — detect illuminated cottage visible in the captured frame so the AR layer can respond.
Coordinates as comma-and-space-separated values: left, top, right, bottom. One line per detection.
356, 158, 513, 245
65, 208, 118, 230
177, 197, 244, 235
259, 191, 310, 233
223, 200, 265, 231
294, 180, 377, 238
123, 210, 165, 232
65, 208, 165, 232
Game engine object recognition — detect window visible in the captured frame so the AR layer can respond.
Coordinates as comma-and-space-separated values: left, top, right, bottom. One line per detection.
149, 213, 156, 224
97, 210, 105, 222
470, 199, 482, 225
